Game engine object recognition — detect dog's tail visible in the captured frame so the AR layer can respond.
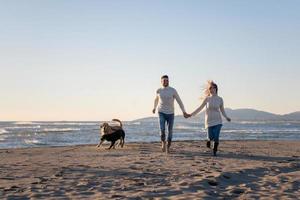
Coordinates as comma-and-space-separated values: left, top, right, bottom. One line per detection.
112, 119, 122, 128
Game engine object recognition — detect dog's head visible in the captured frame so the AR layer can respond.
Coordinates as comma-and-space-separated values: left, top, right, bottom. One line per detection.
100, 122, 110, 136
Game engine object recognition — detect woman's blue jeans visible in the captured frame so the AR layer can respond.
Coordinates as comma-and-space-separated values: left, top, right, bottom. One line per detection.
207, 124, 222, 142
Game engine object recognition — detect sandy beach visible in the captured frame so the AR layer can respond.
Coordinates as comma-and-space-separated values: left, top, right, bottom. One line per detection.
0, 140, 299, 199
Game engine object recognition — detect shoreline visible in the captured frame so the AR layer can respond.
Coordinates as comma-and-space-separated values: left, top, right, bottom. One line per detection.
1, 140, 299, 199
2, 139, 300, 150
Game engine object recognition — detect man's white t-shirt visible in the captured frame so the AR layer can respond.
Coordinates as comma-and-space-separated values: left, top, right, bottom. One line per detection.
156, 86, 186, 114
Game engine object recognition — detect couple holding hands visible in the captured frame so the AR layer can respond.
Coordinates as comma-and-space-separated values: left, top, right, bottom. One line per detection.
152, 75, 231, 156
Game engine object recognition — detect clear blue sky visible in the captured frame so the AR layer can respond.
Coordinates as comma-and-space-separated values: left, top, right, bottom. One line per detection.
0, 0, 299, 121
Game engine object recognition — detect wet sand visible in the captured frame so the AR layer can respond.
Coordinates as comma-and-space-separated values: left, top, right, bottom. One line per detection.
0, 140, 299, 199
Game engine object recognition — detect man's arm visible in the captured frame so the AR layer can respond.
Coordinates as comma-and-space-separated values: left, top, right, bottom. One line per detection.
174, 90, 186, 114
152, 94, 159, 114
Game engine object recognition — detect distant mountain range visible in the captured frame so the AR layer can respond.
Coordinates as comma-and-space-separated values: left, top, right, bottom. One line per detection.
134, 108, 300, 122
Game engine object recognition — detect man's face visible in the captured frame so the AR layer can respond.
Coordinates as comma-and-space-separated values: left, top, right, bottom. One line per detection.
161, 78, 169, 87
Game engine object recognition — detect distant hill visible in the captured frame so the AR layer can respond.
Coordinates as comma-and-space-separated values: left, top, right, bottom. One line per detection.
282, 111, 300, 120
133, 108, 300, 122
224, 108, 279, 121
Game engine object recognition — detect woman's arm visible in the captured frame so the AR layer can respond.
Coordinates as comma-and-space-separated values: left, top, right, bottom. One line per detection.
220, 99, 231, 122
190, 97, 207, 117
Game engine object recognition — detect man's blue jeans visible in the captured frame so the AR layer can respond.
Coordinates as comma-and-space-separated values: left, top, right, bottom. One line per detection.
158, 112, 174, 142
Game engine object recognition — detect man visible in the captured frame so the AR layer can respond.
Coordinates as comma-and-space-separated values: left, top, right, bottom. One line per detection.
152, 75, 188, 153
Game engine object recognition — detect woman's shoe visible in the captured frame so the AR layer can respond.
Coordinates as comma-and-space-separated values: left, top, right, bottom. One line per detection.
213, 142, 219, 156
206, 141, 211, 149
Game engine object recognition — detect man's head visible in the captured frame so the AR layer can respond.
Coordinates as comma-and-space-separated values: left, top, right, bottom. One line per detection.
161, 75, 169, 87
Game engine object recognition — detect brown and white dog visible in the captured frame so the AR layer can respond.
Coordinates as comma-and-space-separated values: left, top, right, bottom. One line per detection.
100, 119, 123, 136
97, 119, 125, 149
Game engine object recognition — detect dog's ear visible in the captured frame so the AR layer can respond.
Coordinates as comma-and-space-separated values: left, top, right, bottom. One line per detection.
100, 123, 105, 128
101, 123, 106, 128
102, 124, 106, 133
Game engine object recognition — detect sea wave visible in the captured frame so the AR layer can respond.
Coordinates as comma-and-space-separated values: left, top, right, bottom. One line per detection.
0, 135, 8, 141
41, 128, 81, 133
0, 129, 8, 134
268, 129, 300, 132
24, 139, 43, 145
14, 121, 39, 125
5, 126, 41, 130
237, 121, 268, 124
174, 125, 201, 130
127, 121, 141, 125
223, 129, 264, 134
51, 122, 98, 126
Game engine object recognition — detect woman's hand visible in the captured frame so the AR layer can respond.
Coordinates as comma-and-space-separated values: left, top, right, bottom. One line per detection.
184, 113, 192, 118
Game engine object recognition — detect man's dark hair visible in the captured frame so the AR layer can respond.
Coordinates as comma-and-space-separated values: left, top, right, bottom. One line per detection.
161, 75, 169, 79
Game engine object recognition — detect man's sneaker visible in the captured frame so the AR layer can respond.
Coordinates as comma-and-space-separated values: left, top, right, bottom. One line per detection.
166, 141, 171, 154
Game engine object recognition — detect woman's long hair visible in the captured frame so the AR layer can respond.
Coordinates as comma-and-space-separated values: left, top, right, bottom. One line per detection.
201, 80, 218, 99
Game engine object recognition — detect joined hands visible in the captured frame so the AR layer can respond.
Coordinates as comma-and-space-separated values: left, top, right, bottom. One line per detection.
183, 112, 192, 118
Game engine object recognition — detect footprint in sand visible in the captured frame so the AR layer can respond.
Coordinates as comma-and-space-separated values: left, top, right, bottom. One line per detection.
206, 175, 215, 178
133, 161, 144, 165
222, 174, 231, 179
6, 195, 29, 200
191, 173, 204, 177
1, 177, 15, 180
54, 170, 64, 178
179, 181, 189, 186
231, 188, 245, 195
110, 194, 126, 198
207, 179, 218, 186
4, 185, 25, 193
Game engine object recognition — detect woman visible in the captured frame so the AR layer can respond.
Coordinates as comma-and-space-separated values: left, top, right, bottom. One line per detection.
187, 81, 231, 156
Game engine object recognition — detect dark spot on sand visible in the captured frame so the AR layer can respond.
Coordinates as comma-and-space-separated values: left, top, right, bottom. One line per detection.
207, 180, 218, 186
223, 174, 231, 179
232, 188, 245, 194
287, 159, 296, 162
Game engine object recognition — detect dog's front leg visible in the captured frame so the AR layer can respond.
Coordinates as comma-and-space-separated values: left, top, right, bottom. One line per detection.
96, 140, 104, 148
107, 141, 116, 150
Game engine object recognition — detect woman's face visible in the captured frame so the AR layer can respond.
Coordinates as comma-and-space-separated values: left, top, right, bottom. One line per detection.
209, 85, 217, 95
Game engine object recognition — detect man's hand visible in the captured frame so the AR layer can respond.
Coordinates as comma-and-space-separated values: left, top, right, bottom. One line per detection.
226, 117, 231, 122
183, 112, 191, 118
152, 108, 156, 114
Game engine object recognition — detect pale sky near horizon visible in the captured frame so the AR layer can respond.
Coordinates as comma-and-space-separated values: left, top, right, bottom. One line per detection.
0, 0, 299, 121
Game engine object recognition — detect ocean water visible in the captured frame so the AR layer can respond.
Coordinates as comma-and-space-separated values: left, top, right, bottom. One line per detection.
0, 120, 300, 149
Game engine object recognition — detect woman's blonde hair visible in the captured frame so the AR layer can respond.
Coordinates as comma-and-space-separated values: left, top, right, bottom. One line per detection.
201, 80, 218, 99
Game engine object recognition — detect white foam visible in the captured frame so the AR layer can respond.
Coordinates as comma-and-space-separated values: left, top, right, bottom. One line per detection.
45, 122, 98, 126
24, 139, 41, 144
42, 128, 80, 133
0, 135, 8, 141
6, 126, 41, 130
128, 121, 141, 125
14, 121, 38, 125
0, 129, 8, 134
175, 125, 199, 130
223, 129, 264, 134
238, 121, 267, 124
